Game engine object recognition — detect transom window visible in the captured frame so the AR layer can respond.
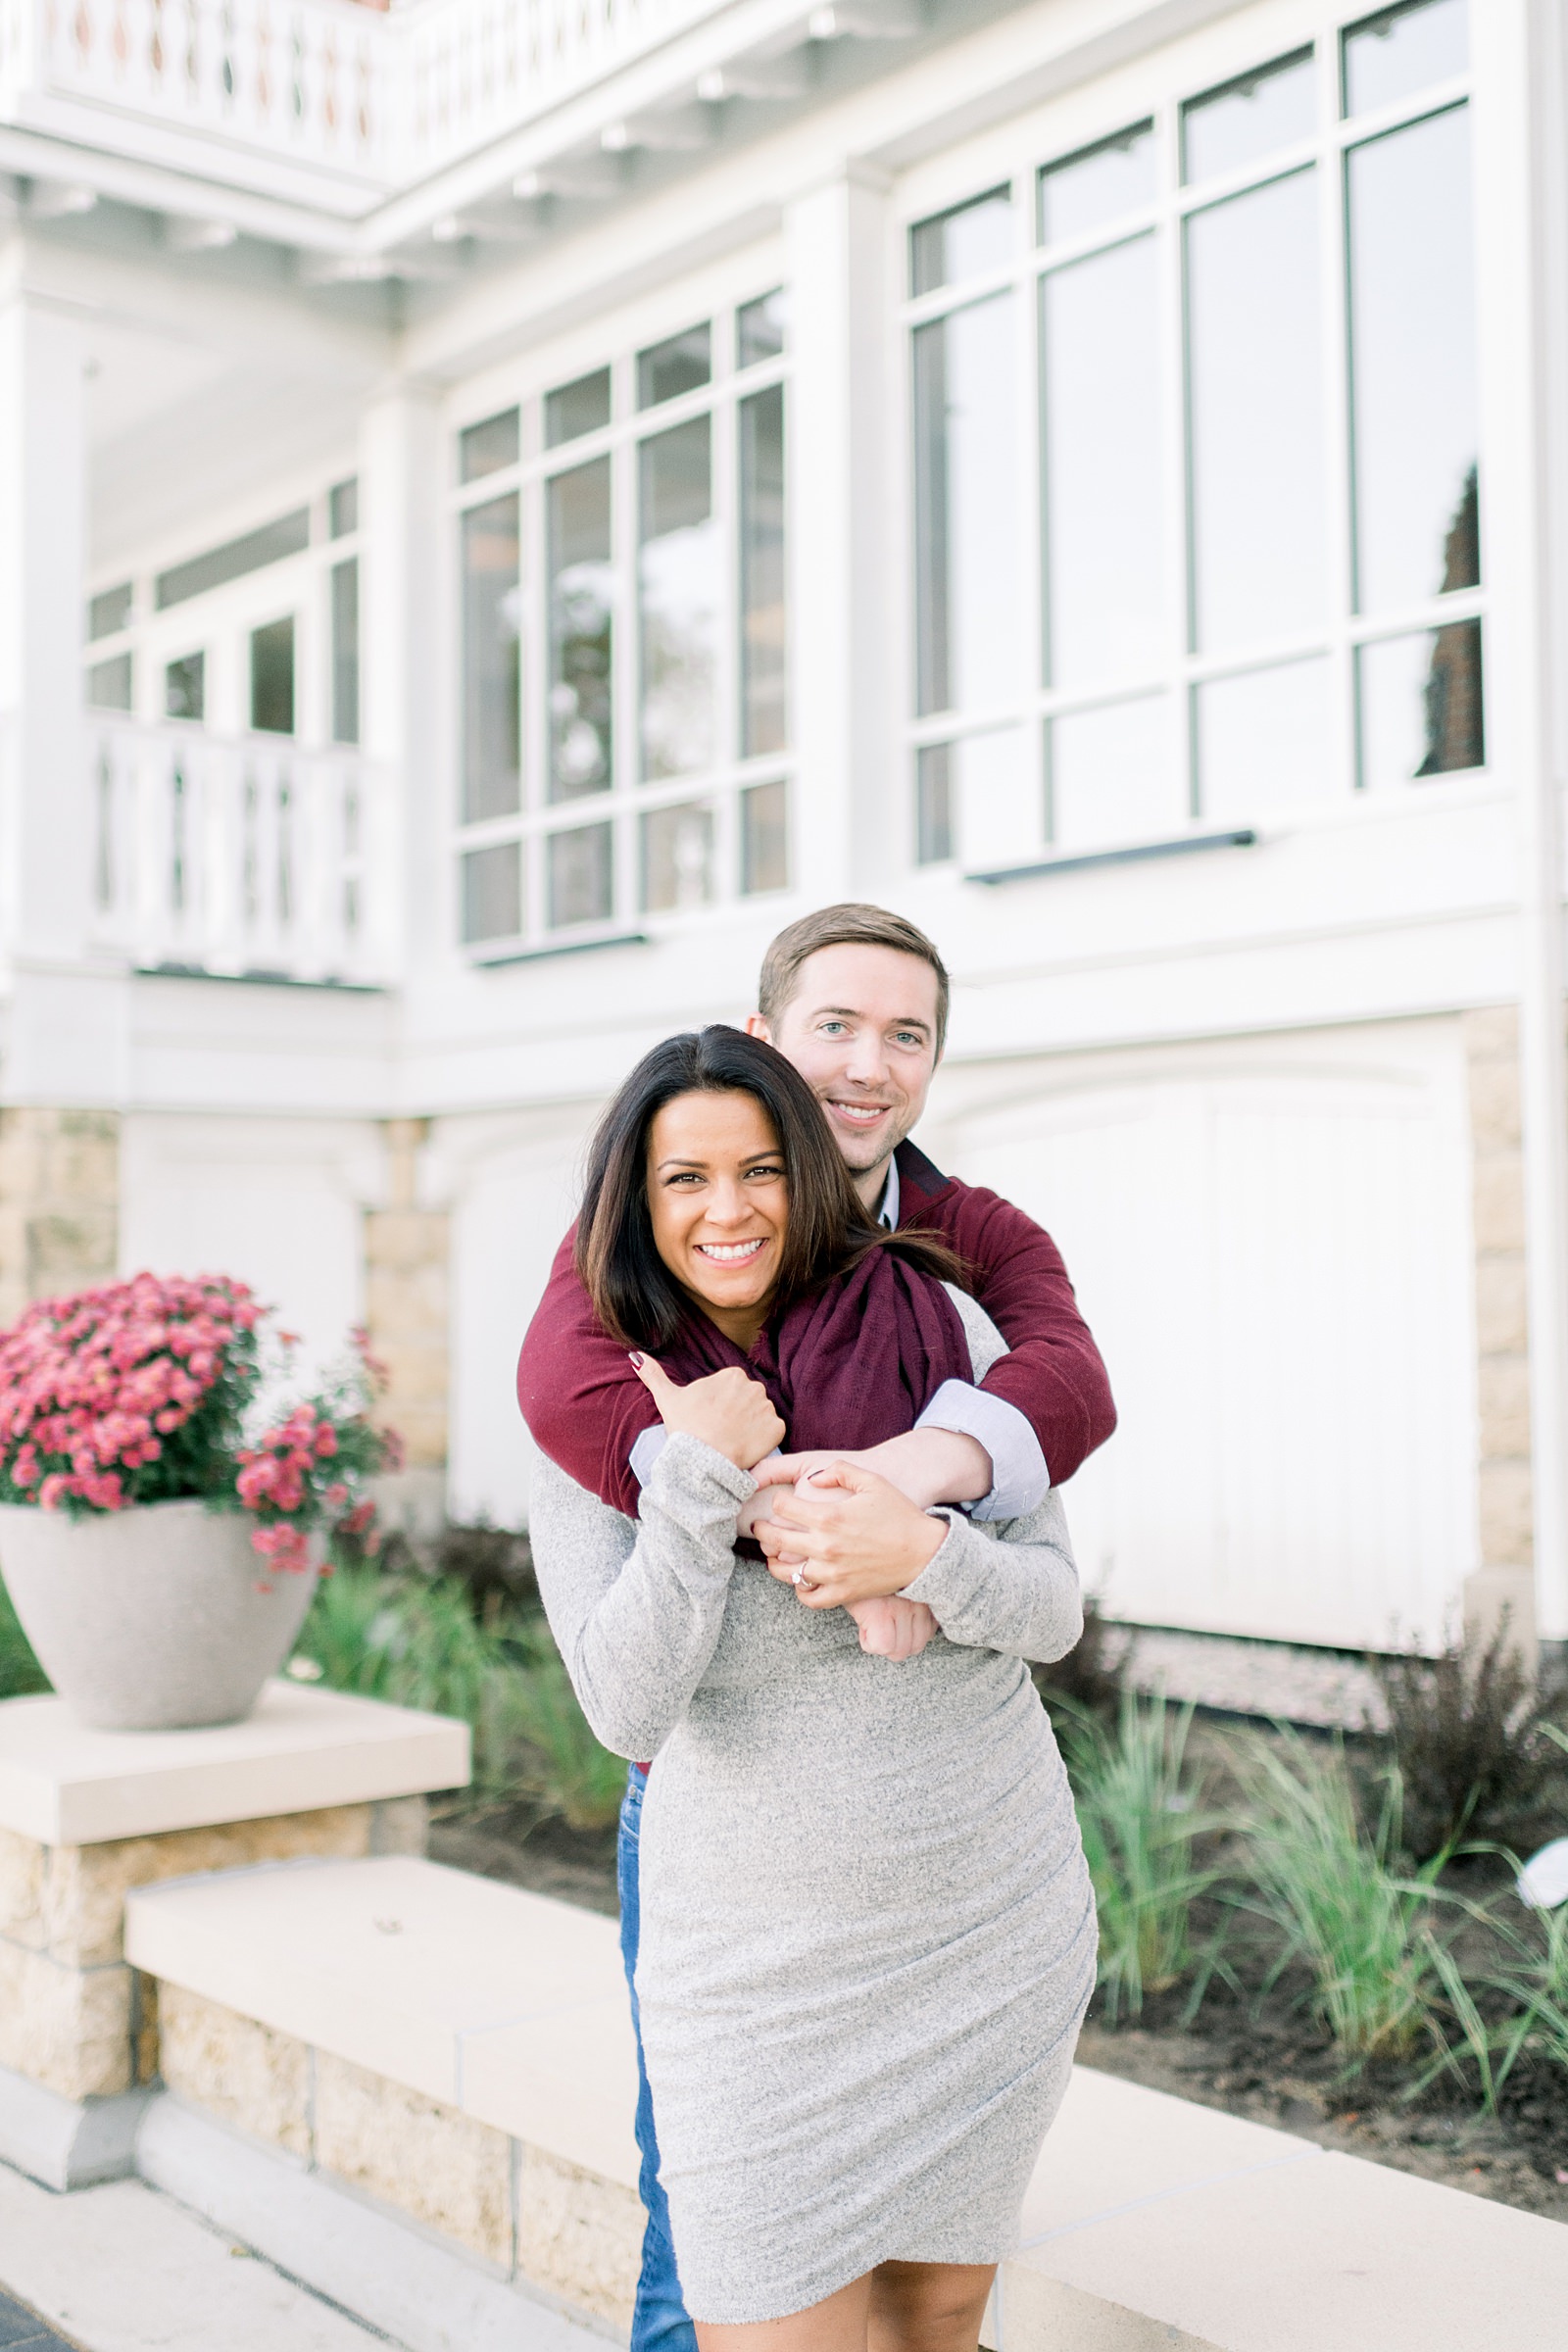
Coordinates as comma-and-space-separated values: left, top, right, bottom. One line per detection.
452, 290, 790, 955
907, 0, 1480, 872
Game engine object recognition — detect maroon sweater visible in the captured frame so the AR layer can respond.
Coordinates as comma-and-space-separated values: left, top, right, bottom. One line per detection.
515, 1140, 1116, 1508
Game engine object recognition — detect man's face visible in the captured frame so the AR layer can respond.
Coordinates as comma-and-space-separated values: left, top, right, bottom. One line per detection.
748, 944, 942, 1181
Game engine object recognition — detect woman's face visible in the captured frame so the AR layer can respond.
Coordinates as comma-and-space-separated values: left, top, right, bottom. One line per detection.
646, 1090, 788, 1330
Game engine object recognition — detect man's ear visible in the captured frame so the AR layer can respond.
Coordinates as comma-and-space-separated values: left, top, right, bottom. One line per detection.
745, 1013, 773, 1042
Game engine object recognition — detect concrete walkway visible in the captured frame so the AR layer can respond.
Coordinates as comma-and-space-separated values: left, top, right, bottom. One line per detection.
0, 2160, 390, 2352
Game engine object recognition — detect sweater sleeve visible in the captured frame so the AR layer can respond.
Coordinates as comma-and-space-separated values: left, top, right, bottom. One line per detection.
528, 1432, 755, 1759
515, 1227, 658, 1514
899, 1489, 1083, 1665
914, 1181, 1116, 1485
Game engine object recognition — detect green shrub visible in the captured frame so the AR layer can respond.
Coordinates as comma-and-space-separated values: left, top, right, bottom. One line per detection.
1034, 1592, 1131, 1720
1376, 1622, 1568, 1862
0, 1574, 48, 1699
499, 1631, 627, 1833
1058, 1689, 1221, 2021
1233, 1731, 1451, 2064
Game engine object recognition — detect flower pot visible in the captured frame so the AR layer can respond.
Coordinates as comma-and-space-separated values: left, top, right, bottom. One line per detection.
0, 1498, 320, 1731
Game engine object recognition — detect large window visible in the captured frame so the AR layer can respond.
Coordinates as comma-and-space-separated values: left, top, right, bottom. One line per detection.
907, 0, 1482, 868
452, 296, 791, 951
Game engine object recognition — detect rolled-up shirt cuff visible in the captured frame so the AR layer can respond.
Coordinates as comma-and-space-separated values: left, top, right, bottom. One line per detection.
915, 1381, 1050, 1521
629, 1424, 669, 1486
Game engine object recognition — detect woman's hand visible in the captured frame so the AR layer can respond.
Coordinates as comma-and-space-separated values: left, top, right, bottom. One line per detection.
632, 1353, 785, 1473
754, 1460, 948, 1607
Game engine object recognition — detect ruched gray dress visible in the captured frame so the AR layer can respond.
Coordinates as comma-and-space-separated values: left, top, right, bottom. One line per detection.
529, 1290, 1097, 2324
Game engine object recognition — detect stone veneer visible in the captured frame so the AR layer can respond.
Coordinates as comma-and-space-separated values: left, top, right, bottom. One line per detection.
0, 1797, 426, 2102
0, 1106, 120, 1329
364, 1116, 451, 1473
156, 1984, 641, 2330
1462, 1007, 1537, 1658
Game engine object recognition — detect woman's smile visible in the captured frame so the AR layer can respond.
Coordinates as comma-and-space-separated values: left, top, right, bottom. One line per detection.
646, 1089, 789, 1346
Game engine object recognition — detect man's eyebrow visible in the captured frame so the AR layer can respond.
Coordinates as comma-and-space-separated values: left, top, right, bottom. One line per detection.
806, 1004, 933, 1034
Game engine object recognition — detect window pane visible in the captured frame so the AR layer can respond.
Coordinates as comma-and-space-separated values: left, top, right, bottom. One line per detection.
740, 384, 787, 758
738, 289, 788, 367
953, 725, 1036, 870
462, 842, 521, 943
331, 559, 359, 746
1182, 49, 1315, 182
1043, 234, 1162, 688
639, 416, 718, 780
1344, 0, 1466, 117
1357, 620, 1483, 786
910, 189, 1011, 295
637, 325, 710, 410
915, 745, 953, 865
741, 779, 789, 892
547, 459, 613, 802
642, 802, 715, 910
328, 478, 359, 538
166, 651, 204, 722
156, 509, 310, 611
87, 652, 132, 710
546, 368, 612, 449
1051, 697, 1175, 847
1348, 107, 1478, 612
89, 583, 132, 640
1039, 123, 1155, 246
251, 616, 295, 735
460, 409, 519, 484
1187, 172, 1324, 651
548, 822, 613, 927
1196, 658, 1333, 817
913, 293, 1019, 716
462, 494, 521, 822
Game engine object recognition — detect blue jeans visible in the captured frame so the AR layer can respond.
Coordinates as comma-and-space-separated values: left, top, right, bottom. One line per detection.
618, 1763, 698, 2352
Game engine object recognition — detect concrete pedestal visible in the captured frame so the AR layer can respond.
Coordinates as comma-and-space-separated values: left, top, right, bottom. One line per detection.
0, 1682, 469, 2186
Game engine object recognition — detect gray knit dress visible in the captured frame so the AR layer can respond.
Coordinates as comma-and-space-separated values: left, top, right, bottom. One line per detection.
529, 1290, 1097, 2323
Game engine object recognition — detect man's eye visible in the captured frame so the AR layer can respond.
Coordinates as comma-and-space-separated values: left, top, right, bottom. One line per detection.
819, 1020, 848, 1036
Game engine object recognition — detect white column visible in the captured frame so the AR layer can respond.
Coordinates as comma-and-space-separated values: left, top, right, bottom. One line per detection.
785, 168, 895, 905
0, 291, 92, 969
359, 385, 444, 986
0, 285, 127, 1107
1480, 1, 1568, 1645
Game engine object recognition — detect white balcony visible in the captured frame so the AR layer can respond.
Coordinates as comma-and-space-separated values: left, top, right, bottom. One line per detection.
90, 719, 396, 988
0, 0, 855, 230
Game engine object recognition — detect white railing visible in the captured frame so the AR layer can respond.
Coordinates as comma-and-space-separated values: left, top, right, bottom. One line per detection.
90, 721, 397, 987
3, 0, 735, 210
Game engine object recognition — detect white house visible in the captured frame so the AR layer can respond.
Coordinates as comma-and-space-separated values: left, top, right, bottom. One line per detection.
0, 0, 1559, 1666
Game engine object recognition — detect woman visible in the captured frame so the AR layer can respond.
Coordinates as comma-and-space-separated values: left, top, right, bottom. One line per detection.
528, 1027, 1096, 2352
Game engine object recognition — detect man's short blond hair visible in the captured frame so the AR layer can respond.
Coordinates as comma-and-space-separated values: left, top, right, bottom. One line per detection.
758, 905, 950, 1054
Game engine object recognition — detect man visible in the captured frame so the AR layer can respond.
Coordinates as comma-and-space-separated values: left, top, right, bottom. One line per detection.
516, 903, 1114, 2352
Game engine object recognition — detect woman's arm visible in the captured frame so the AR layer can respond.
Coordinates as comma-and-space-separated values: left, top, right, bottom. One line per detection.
529, 1432, 756, 1759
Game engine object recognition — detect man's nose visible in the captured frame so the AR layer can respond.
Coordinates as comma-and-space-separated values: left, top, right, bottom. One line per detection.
843, 1033, 891, 1086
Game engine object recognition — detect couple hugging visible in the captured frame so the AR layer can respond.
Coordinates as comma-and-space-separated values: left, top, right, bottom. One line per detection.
516, 904, 1116, 2352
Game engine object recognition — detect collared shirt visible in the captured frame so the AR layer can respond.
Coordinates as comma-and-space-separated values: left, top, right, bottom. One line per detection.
629, 1149, 1050, 1516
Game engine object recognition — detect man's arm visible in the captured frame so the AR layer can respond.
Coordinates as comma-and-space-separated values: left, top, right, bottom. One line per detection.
910, 1183, 1116, 1486
515, 1231, 659, 1517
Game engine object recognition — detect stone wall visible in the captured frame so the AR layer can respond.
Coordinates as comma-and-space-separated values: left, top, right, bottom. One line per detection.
364, 1117, 450, 1472
156, 1984, 641, 2331
0, 1798, 425, 2101
0, 1107, 120, 1327
1462, 1007, 1537, 1657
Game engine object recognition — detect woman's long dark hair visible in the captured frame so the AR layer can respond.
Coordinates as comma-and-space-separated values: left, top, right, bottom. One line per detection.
576, 1026, 965, 1349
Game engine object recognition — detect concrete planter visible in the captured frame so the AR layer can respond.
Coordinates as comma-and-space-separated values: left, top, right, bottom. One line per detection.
0, 1498, 319, 1731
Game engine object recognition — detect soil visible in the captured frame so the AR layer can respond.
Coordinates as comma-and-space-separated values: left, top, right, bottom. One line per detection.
430, 1795, 1568, 2227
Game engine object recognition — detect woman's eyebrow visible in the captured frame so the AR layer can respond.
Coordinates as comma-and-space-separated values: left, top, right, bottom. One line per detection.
654, 1155, 709, 1172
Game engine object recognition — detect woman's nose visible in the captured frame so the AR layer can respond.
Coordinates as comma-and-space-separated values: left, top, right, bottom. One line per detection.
704, 1179, 752, 1227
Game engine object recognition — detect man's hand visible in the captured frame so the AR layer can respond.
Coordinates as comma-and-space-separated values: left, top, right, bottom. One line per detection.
755, 1460, 948, 1607
631, 1355, 785, 1473
752, 1426, 991, 1511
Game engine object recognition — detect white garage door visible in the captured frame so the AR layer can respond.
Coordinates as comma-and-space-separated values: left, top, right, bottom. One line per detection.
937, 1022, 1477, 1652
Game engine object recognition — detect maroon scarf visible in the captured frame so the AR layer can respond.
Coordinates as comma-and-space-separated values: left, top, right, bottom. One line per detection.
612, 1244, 971, 1517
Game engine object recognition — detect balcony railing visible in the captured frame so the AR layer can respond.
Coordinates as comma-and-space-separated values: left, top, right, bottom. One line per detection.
90, 721, 396, 987
1, 0, 738, 214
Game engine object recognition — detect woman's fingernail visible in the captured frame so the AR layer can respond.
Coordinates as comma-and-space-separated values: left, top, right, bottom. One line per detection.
628, 1351, 643, 1368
